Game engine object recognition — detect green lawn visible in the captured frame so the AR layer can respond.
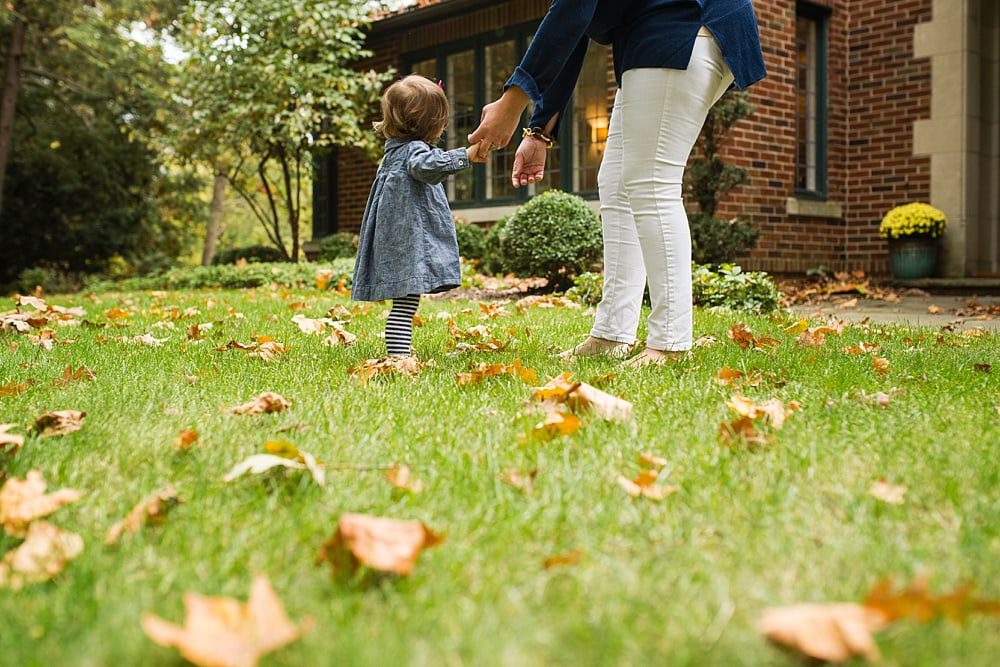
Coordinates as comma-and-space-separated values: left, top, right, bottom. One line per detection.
1, 286, 998, 666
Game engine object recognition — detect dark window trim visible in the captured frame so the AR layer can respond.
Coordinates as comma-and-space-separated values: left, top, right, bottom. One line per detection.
795, 1, 829, 200
402, 20, 605, 207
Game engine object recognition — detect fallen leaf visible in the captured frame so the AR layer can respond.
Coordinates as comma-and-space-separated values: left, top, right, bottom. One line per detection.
869, 479, 907, 505
715, 367, 744, 386
532, 373, 633, 422
385, 464, 423, 494
456, 360, 537, 386
129, 333, 170, 347
349, 356, 433, 381
230, 392, 291, 415
842, 342, 878, 355
0, 380, 33, 397
872, 357, 891, 375
264, 440, 325, 486
727, 322, 780, 350
837, 297, 859, 310
0, 470, 81, 536
927, 304, 943, 314
864, 577, 1000, 624
638, 452, 668, 469
693, 335, 718, 348
222, 454, 318, 485
105, 307, 131, 320
32, 410, 86, 437
500, 468, 537, 494
1, 424, 25, 455
719, 416, 770, 447
321, 323, 356, 347
974, 363, 991, 373
797, 329, 827, 348
51, 365, 96, 388
105, 487, 183, 545
543, 549, 583, 570
291, 314, 334, 335
782, 319, 810, 335
315, 513, 442, 576
0, 521, 84, 590
141, 574, 312, 667
251, 340, 286, 361
617, 469, 677, 501
759, 603, 887, 662
315, 269, 335, 290
174, 429, 199, 450
522, 408, 581, 442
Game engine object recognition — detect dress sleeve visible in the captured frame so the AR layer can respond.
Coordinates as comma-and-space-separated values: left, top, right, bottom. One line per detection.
504, 0, 599, 133
406, 144, 471, 185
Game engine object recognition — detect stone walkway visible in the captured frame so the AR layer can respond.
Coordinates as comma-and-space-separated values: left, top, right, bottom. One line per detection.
790, 294, 1000, 332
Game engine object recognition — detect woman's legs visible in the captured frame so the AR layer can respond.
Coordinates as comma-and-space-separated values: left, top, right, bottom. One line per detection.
385, 294, 421, 357
615, 36, 734, 352
589, 88, 646, 346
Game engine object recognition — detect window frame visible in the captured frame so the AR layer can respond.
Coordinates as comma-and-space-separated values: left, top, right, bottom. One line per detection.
402, 21, 604, 209
794, 1, 830, 201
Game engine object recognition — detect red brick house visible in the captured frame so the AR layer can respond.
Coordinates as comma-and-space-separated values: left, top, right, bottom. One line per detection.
311, 0, 999, 277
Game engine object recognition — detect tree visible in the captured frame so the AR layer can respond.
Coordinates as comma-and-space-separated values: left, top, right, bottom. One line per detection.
172, 0, 393, 262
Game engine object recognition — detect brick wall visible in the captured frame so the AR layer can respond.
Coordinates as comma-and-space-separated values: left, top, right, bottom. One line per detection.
327, 0, 933, 276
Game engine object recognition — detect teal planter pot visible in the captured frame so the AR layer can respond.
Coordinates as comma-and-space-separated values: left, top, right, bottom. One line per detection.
888, 237, 939, 280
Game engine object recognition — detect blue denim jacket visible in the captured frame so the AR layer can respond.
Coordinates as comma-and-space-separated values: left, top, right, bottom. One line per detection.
506, 0, 767, 133
351, 139, 470, 302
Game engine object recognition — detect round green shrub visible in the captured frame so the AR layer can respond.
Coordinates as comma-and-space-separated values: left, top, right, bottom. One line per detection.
318, 232, 359, 261
454, 219, 486, 260
501, 190, 602, 284
481, 215, 511, 275
212, 245, 285, 265
689, 213, 759, 265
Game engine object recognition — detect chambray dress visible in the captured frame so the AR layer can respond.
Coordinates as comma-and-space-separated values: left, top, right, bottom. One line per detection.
351, 139, 470, 302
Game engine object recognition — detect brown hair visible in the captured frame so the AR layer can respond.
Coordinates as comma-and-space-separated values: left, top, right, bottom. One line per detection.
373, 75, 449, 144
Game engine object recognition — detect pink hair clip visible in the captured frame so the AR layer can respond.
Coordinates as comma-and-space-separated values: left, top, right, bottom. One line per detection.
437, 79, 444, 89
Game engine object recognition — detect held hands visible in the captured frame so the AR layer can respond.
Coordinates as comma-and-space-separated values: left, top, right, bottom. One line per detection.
467, 87, 530, 164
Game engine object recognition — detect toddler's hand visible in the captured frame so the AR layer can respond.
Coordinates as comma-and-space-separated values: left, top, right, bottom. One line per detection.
467, 142, 487, 164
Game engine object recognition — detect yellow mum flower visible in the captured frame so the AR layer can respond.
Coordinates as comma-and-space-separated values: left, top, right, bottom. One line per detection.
879, 203, 947, 239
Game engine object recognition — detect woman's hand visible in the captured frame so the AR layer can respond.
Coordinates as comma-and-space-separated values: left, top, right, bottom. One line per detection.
468, 86, 530, 163
512, 138, 548, 188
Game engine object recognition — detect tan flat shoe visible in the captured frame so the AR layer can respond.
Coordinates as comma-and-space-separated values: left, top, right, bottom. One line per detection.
624, 347, 687, 368
558, 336, 632, 360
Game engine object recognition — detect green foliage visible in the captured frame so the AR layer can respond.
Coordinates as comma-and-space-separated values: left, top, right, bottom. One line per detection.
172, 0, 395, 260
453, 220, 486, 261
317, 233, 360, 261
211, 246, 287, 266
17, 267, 82, 295
689, 213, 760, 265
691, 263, 782, 313
565, 271, 604, 306
0, 1, 201, 285
481, 215, 511, 275
499, 191, 603, 285
85, 259, 356, 292
685, 91, 754, 218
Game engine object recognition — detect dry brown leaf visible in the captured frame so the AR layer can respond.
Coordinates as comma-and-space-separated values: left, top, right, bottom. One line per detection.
872, 356, 891, 375
617, 469, 677, 501
797, 329, 827, 348
759, 603, 887, 662
174, 429, 200, 450
128, 333, 170, 347
842, 342, 878, 356
141, 573, 312, 667
837, 297, 859, 310
1, 424, 25, 455
869, 479, 907, 505
532, 373, 633, 422
782, 319, 809, 335
479, 302, 508, 319
105, 487, 183, 545
105, 307, 131, 320
315, 269, 335, 291
927, 304, 943, 314
290, 314, 332, 335
251, 340, 286, 361
864, 577, 1000, 624
349, 356, 433, 382
456, 359, 538, 386
728, 322, 780, 350
522, 408, 582, 442
500, 468, 537, 494
321, 323, 356, 347
32, 409, 86, 437
638, 452, 668, 469
543, 549, 583, 570
0, 470, 81, 537
719, 416, 770, 447
51, 365, 96, 388
693, 334, 718, 348
0, 520, 84, 590
0, 380, 33, 397
973, 363, 991, 373
385, 464, 423, 494
715, 367, 745, 386
230, 392, 291, 415
316, 513, 442, 577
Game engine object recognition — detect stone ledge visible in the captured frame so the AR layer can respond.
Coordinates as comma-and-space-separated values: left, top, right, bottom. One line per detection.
785, 197, 843, 219
890, 277, 1000, 294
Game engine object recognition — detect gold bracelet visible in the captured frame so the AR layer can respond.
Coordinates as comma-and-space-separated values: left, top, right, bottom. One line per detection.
522, 127, 555, 149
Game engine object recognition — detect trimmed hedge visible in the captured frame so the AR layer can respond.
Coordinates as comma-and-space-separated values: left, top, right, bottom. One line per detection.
211, 245, 286, 265
84, 259, 356, 293
454, 220, 487, 261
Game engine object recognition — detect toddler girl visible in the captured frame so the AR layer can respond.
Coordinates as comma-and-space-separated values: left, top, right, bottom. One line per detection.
351, 75, 479, 357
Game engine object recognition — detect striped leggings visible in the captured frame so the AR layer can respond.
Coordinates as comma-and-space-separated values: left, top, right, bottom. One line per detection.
385, 294, 420, 357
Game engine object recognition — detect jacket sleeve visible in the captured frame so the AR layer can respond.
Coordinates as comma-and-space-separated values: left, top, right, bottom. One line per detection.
505, 0, 599, 134
406, 144, 471, 185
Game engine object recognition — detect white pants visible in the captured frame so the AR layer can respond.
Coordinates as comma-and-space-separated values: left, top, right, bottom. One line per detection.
591, 34, 735, 351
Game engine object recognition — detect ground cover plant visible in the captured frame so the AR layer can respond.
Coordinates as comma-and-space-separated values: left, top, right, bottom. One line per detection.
0, 280, 998, 666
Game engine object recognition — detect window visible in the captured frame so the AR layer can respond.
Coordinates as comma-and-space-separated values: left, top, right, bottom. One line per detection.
796, 2, 829, 198
405, 24, 611, 207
